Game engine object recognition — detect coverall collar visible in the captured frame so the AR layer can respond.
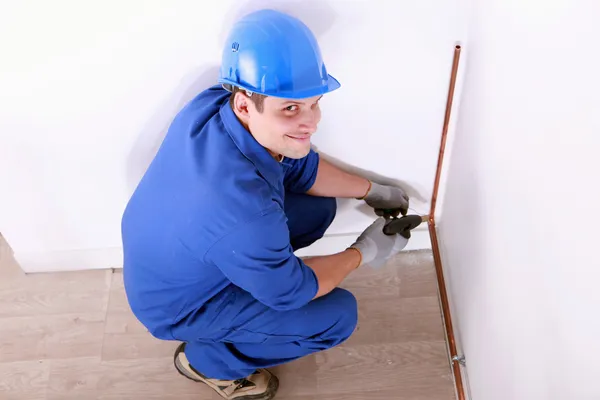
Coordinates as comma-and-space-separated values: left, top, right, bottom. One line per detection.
220, 102, 283, 189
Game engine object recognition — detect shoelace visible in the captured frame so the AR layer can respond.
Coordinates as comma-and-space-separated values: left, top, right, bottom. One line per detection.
232, 378, 253, 391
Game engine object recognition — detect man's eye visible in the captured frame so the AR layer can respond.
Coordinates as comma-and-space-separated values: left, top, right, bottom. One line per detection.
285, 105, 298, 112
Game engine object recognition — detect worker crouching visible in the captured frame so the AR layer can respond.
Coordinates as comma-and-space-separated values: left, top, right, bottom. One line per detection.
121, 9, 412, 400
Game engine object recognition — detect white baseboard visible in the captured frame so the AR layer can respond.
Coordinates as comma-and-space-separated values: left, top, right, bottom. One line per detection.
13, 229, 431, 273
295, 227, 431, 257
14, 247, 123, 274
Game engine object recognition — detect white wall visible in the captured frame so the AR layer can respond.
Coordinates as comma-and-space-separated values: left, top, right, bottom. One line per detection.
437, 1, 600, 399
0, 0, 467, 272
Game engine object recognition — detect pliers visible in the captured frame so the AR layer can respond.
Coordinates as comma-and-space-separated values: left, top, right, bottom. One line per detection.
377, 209, 428, 239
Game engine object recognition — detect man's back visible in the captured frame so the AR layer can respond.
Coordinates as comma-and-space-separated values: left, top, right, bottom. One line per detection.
121, 85, 319, 340
122, 85, 271, 337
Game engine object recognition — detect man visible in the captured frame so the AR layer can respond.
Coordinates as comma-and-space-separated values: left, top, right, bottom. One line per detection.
121, 9, 412, 400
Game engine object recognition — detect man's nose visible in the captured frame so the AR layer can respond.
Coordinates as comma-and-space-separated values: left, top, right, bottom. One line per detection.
300, 111, 318, 133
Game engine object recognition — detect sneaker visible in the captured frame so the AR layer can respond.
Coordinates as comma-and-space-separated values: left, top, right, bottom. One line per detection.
173, 343, 279, 399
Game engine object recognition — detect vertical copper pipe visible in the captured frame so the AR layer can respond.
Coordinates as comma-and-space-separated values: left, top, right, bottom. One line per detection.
430, 45, 462, 218
429, 45, 465, 400
429, 221, 465, 399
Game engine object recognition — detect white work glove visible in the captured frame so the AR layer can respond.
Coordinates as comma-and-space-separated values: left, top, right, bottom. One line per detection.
349, 218, 409, 268
361, 181, 409, 218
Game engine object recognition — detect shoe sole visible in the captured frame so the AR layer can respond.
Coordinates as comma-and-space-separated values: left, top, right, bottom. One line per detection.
173, 343, 279, 400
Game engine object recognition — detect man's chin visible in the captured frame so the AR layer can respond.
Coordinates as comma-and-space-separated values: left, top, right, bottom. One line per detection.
282, 146, 311, 159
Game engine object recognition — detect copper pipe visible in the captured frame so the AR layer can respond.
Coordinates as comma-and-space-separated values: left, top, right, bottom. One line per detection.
429, 221, 465, 399
428, 44, 465, 400
430, 45, 462, 218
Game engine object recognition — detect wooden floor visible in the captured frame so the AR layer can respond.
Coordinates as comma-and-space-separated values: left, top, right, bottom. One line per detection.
0, 235, 455, 399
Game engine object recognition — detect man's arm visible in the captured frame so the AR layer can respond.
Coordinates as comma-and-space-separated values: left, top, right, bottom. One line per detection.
205, 209, 320, 311
206, 207, 409, 310
308, 157, 410, 216
307, 157, 371, 198
303, 248, 362, 299
305, 216, 410, 299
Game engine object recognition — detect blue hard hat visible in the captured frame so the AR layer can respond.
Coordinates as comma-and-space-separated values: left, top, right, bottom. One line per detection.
218, 9, 340, 99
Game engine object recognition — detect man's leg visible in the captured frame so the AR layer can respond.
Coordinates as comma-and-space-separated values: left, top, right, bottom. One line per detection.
284, 191, 337, 250
178, 284, 357, 380
172, 192, 349, 398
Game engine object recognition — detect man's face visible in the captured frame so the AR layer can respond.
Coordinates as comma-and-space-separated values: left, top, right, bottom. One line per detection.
241, 93, 323, 160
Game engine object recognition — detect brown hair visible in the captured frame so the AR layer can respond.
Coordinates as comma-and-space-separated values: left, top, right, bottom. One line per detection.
228, 85, 266, 113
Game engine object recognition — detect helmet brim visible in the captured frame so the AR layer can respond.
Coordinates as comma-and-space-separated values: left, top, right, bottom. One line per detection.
219, 74, 341, 100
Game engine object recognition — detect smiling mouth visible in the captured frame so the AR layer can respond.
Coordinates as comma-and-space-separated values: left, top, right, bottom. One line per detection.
285, 135, 311, 141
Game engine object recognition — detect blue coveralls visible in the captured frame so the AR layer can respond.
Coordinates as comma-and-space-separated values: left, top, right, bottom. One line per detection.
121, 85, 358, 380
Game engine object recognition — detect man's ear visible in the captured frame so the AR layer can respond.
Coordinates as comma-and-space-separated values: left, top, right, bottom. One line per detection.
233, 92, 251, 122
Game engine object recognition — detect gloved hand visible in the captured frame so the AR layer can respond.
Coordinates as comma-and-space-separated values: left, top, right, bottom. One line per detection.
361, 181, 409, 217
349, 218, 409, 268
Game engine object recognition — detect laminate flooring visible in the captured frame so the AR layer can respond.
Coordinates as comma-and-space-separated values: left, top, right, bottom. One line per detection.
0, 234, 455, 399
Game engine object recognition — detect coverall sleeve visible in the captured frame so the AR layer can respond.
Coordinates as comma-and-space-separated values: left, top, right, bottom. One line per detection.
204, 207, 319, 311
282, 148, 320, 193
